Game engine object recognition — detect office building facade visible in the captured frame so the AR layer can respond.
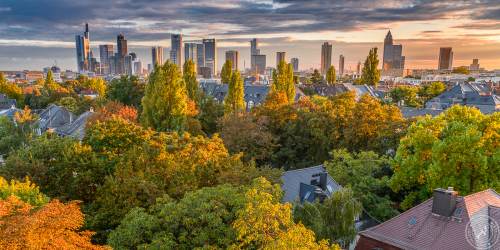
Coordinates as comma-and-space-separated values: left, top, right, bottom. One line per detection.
339, 55, 345, 76
75, 23, 91, 72
251, 54, 266, 75
438, 47, 453, 71
290, 58, 299, 72
151, 46, 164, 67
276, 52, 286, 67
203, 39, 217, 76
99, 44, 113, 75
321, 42, 332, 75
382, 31, 405, 76
170, 34, 182, 68
184, 43, 198, 67
196, 43, 205, 73
225, 50, 239, 71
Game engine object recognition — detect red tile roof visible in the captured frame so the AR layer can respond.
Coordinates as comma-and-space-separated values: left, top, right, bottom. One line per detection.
358, 189, 500, 250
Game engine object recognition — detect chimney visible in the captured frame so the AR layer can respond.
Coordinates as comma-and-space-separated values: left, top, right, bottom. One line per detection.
312, 172, 328, 191
431, 187, 458, 217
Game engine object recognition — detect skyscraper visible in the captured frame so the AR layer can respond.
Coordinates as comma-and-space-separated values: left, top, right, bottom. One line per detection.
151, 46, 164, 67
196, 43, 205, 74
276, 52, 286, 67
184, 43, 198, 67
321, 42, 332, 75
438, 47, 453, 71
291, 58, 299, 72
357, 62, 361, 75
115, 34, 128, 74
99, 44, 113, 75
116, 34, 128, 57
170, 34, 182, 68
251, 54, 266, 75
225, 50, 239, 71
382, 31, 405, 76
75, 23, 91, 72
339, 55, 345, 76
203, 38, 217, 76
250, 38, 261, 72
470, 58, 480, 71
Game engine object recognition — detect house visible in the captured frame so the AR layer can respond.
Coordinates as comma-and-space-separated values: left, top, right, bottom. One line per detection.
0, 94, 16, 110
356, 188, 500, 250
399, 107, 443, 119
36, 104, 75, 134
55, 111, 93, 140
425, 83, 500, 114
0, 106, 21, 119
299, 83, 385, 100
281, 165, 341, 203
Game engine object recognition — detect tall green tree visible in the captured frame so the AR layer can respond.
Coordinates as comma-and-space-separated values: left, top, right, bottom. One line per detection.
107, 75, 145, 108
141, 61, 188, 132
272, 61, 295, 103
221, 60, 233, 84
310, 69, 323, 84
326, 66, 336, 85
183, 59, 200, 103
224, 71, 245, 114
361, 48, 380, 86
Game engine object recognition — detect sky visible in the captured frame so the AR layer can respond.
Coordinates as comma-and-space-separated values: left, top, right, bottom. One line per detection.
0, 0, 499, 71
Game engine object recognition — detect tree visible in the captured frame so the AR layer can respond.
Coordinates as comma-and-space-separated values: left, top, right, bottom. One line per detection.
0, 73, 23, 106
390, 105, 500, 210
0, 177, 49, 207
0, 196, 108, 249
0, 107, 37, 155
389, 86, 421, 107
108, 184, 246, 249
141, 61, 188, 132
310, 69, 323, 84
221, 60, 233, 84
325, 149, 399, 222
232, 177, 336, 249
361, 48, 380, 86
418, 81, 446, 103
452, 66, 470, 74
293, 188, 361, 248
88, 101, 138, 123
197, 93, 225, 135
183, 59, 200, 103
271, 61, 296, 103
326, 66, 336, 85
224, 70, 245, 114
107, 75, 145, 108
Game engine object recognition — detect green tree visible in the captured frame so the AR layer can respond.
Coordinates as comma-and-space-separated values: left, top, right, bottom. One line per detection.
390, 105, 500, 209
197, 94, 224, 135
107, 75, 145, 108
224, 71, 245, 114
326, 66, 336, 85
293, 188, 361, 248
0, 73, 23, 106
183, 59, 200, 103
310, 69, 323, 84
389, 86, 421, 107
452, 66, 470, 74
272, 61, 295, 103
221, 60, 233, 84
0, 177, 49, 207
361, 48, 380, 86
418, 81, 446, 103
141, 61, 188, 132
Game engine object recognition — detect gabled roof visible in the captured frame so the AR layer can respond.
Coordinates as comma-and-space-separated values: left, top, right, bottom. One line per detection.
0, 106, 21, 119
400, 107, 443, 118
358, 189, 500, 250
0, 94, 17, 109
37, 104, 75, 131
281, 165, 341, 203
56, 111, 93, 140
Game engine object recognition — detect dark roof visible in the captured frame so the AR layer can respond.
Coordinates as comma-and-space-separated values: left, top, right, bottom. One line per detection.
56, 111, 93, 140
281, 165, 341, 203
426, 83, 499, 113
358, 189, 500, 250
0, 94, 16, 110
0, 106, 21, 119
37, 104, 75, 131
400, 107, 443, 118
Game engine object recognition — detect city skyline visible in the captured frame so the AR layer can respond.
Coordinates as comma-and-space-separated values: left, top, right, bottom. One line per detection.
0, 0, 499, 70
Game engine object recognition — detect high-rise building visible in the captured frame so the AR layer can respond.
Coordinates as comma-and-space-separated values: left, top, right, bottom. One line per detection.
151, 46, 164, 67
225, 50, 239, 71
470, 59, 480, 71
170, 34, 182, 68
196, 43, 205, 74
291, 58, 299, 72
382, 31, 405, 76
115, 34, 128, 74
184, 43, 198, 67
75, 23, 91, 72
438, 47, 453, 71
99, 44, 113, 75
339, 55, 345, 76
357, 62, 361, 75
276, 52, 286, 67
250, 38, 261, 72
116, 34, 128, 57
321, 42, 332, 75
251, 54, 266, 75
203, 38, 217, 76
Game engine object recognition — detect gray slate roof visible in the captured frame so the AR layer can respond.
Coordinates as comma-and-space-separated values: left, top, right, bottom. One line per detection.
55, 111, 93, 140
281, 165, 341, 203
37, 104, 75, 132
400, 107, 444, 118
0, 94, 16, 110
0, 106, 21, 119
425, 83, 499, 113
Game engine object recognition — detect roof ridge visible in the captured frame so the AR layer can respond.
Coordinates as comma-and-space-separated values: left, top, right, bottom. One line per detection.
283, 165, 325, 173
464, 188, 500, 200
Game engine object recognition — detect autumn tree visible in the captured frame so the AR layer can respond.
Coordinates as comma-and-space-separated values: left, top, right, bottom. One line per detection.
390, 105, 500, 209
183, 59, 200, 103
326, 65, 336, 85
224, 70, 245, 114
418, 81, 446, 103
310, 69, 323, 84
390, 86, 421, 107
272, 61, 295, 103
221, 60, 233, 84
0, 72, 23, 106
88, 101, 138, 123
141, 61, 188, 132
0, 177, 49, 207
361, 48, 380, 86
107, 75, 145, 108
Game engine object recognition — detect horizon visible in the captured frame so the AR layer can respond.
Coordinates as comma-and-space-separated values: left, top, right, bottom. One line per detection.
0, 0, 499, 71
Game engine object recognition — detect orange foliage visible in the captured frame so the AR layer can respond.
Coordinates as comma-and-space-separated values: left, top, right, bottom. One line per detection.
89, 101, 138, 123
0, 196, 108, 249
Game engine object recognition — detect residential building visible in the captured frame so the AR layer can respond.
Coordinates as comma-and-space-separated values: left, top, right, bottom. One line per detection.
276, 52, 286, 67
170, 34, 182, 68
291, 57, 299, 72
184, 43, 198, 67
203, 38, 217, 76
99, 44, 113, 75
321, 42, 332, 75
356, 188, 500, 250
382, 30, 405, 76
196, 43, 205, 73
470, 58, 480, 71
151, 46, 164, 67
281, 165, 341, 203
225, 50, 239, 71
339, 54, 345, 76
75, 23, 91, 72
438, 47, 453, 71
0, 94, 16, 110
251, 54, 266, 75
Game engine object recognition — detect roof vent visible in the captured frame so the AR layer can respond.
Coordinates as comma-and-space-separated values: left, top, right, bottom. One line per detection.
431, 188, 458, 217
